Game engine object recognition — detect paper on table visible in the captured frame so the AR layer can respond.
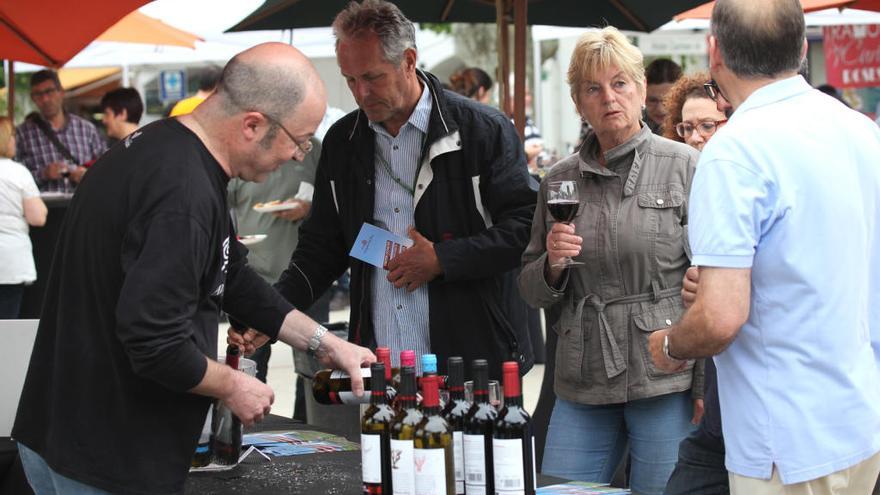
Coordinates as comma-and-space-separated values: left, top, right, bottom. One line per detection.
349, 222, 413, 269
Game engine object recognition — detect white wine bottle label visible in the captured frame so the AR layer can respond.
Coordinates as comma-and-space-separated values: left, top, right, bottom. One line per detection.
452, 431, 464, 494
391, 438, 415, 495
361, 433, 382, 483
414, 448, 447, 495
330, 368, 372, 379
463, 434, 487, 494
493, 438, 526, 495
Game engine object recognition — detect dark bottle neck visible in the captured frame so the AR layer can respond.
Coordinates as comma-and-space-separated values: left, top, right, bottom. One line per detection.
399, 366, 417, 409
370, 366, 388, 406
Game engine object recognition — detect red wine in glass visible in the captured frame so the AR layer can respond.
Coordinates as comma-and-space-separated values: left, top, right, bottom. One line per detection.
547, 180, 584, 267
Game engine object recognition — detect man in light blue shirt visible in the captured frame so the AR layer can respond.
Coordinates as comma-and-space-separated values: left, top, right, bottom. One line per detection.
649, 0, 880, 493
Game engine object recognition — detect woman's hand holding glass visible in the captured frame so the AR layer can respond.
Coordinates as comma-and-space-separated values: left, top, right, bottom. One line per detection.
545, 222, 583, 283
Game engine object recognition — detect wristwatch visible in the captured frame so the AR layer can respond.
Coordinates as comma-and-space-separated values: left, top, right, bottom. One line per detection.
663, 333, 683, 362
307, 324, 328, 357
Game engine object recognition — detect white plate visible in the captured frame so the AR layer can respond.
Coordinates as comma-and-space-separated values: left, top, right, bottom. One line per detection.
238, 234, 267, 246
252, 201, 300, 213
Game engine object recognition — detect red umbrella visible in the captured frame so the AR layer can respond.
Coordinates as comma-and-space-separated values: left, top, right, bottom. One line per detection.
847, 0, 880, 9
0, 0, 151, 67
675, 0, 858, 20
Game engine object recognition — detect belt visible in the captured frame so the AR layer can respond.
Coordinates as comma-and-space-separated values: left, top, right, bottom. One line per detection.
582, 281, 681, 379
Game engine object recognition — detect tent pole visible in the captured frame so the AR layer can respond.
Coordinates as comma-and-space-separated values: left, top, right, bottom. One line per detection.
514, 0, 526, 139
496, 0, 510, 118
7, 61, 15, 121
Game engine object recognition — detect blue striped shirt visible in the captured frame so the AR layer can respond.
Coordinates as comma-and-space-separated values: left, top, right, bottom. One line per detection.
368, 84, 432, 370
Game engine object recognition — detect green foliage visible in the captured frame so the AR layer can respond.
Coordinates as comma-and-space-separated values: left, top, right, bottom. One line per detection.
421, 23, 452, 35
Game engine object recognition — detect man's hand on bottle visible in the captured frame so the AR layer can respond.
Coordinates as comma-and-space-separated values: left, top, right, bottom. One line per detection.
222, 369, 274, 426
227, 327, 269, 356
318, 332, 377, 398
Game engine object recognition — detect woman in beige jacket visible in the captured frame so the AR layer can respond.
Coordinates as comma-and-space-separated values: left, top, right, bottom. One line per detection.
518, 27, 701, 495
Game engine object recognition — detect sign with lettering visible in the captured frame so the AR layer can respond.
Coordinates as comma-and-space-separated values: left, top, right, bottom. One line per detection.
824, 25, 880, 89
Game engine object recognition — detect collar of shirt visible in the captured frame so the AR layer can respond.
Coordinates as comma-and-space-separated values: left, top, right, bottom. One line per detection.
368, 82, 432, 139
578, 123, 651, 183
733, 75, 812, 120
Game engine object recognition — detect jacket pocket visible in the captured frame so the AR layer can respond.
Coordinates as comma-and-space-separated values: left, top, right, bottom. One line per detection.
632, 307, 692, 379
636, 186, 684, 237
551, 297, 589, 385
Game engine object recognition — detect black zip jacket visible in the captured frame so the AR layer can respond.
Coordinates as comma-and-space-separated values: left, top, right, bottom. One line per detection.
276, 71, 538, 379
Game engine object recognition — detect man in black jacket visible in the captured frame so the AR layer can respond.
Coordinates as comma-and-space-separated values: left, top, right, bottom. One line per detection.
270, 0, 537, 379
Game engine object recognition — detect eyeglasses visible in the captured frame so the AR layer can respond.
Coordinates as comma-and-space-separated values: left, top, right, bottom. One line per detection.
675, 119, 728, 139
703, 80, 723, 101
31, 87, 59, 99
258, 112, 313, 158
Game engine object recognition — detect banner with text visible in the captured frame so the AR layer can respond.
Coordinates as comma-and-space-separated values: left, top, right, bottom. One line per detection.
824, 25, 880, 89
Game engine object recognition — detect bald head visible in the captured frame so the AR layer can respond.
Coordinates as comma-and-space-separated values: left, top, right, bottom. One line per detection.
711, 0, 805, 79
215, 42, 326, 123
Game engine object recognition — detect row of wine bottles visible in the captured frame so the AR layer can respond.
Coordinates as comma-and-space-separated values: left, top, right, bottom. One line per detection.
360, 353, 537, 495
192, 345, 243, 468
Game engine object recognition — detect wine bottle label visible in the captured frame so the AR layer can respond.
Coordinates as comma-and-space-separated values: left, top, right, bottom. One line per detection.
463, 434, 486, 494
391, 439, 415, 495
493, 438, 526, 494
452, 431, 464, 494
330, 368, 372, 379
361, 433, 382, 483
414, 448, 447, 495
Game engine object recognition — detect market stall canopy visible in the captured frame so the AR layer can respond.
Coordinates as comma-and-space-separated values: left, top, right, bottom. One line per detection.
675, 0, 860, 20
96, 11, 203, 49
228, 0, 709, 33
0, 0, 151, 66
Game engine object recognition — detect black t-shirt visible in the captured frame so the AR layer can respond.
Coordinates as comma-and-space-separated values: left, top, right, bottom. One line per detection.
12, 119, 293, 494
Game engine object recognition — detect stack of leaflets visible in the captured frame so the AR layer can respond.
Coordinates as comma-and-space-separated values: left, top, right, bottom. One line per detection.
537, 481, 631, 494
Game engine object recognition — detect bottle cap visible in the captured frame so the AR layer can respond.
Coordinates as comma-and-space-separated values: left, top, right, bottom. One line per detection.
421, 375, 440, 408
447, 357, 464, 389
376, 347, 392, 379
471, 359, 489, 395
370, 362, 386, 394
502, 361, 520, 398
421, 353, 437, 374
400, 350, 416, 368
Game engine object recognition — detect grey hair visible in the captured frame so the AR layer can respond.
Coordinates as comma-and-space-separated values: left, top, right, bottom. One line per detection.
215, 54, 305, 122
332, 0, 416, 66
711, 0, 805, 79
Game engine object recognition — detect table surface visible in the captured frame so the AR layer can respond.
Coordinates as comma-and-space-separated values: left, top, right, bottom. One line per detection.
185, 415, 567, 494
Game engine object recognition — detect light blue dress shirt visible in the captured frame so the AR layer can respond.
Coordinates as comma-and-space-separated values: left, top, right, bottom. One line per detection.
369, 84, 433, 370
688, 75, 880, 484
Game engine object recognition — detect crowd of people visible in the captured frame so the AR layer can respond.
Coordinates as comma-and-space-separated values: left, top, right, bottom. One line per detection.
4, 0, 880, 494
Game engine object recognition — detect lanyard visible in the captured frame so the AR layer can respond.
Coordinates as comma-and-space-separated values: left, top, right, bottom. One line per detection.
375, 150, 416, 197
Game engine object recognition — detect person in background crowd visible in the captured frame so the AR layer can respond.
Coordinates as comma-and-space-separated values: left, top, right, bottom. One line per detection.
169, 65, 222, 117
12, 42, 375, 495
644, 58, 683, 134
662, 72, 728, 151
259, 0, 537, 379
0, 117, 47, 319
100, 87, 144, 145
662, 79, 733, 495
449, 66, 494, 105
650, 0, 880, 493
519, 26, 701, 495
15, 70, 106, 191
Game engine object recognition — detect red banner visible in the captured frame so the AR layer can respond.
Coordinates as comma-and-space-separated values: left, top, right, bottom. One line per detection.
823, 25, 880, 89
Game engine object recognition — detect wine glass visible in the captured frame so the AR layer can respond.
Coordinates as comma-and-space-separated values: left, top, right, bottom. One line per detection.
547, 180, 584, 268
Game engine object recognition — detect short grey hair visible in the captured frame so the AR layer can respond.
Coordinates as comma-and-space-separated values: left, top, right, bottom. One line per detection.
332, 0, 417, 66
711, 0, 805, 79
215, 54, 305, 123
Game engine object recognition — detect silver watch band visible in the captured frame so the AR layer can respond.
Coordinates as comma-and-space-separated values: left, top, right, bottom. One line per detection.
307, 324, 328, 356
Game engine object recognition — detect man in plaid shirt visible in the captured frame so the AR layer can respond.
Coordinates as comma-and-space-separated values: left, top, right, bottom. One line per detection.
15, 70, 106, 191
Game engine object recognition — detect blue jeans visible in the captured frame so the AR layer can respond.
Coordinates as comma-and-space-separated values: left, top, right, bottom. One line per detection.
18, 443, 111, 495
542, 392, 695, 495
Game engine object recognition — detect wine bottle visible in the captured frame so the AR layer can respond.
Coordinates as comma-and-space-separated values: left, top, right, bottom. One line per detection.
363, 362, 395, 495
211, 345, 243, 466
440, 357, 467, 495
312, 367, 373, 405
492, 361, 536, 495
414, 375, 454, 495
391, 366, 422, 495
463, 359, 497, 495
377, 347, 397, 404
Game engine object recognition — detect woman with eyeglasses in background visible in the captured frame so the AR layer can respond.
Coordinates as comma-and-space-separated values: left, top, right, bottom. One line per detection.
662, 72, 728, 151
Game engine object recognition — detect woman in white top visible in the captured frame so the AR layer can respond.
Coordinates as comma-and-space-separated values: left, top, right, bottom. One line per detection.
0, 116, 47, 318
